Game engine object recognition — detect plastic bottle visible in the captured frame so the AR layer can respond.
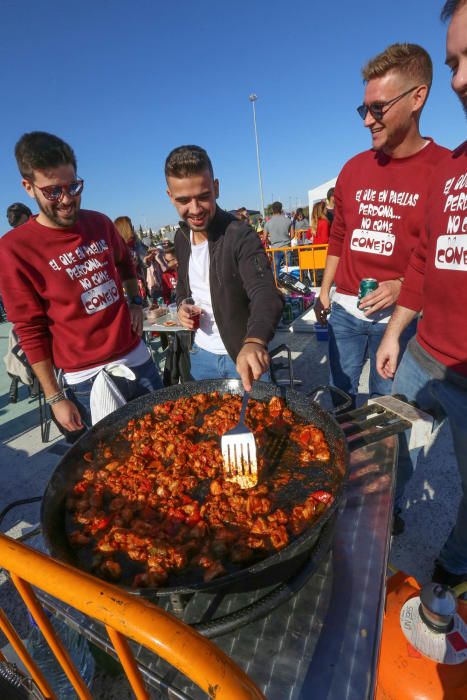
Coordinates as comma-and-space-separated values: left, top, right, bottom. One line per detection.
25, 613, 95, 699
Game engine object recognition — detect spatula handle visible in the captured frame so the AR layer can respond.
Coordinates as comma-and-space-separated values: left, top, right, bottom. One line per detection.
239, 391, 250, 423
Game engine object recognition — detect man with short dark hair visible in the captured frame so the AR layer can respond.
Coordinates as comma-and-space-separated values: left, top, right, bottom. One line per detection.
0, 131, 162, 435
6, 202, 32, 228
166, 145, 283, 390
315, 43, 449, 408
377, 1, 467, 585
264, 201, 292, 270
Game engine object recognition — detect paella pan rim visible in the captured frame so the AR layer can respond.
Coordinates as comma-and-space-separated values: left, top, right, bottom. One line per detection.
41, 379, 349, 596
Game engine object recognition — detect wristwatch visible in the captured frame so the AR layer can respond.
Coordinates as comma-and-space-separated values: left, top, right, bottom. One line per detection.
129, 294, 143, 306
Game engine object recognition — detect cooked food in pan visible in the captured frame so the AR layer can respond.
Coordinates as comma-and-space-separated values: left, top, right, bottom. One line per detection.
66, 392, 334, 588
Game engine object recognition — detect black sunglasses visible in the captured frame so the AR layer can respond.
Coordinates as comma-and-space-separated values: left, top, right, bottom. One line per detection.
33, 178, 84, 202
357, 86, 420, 121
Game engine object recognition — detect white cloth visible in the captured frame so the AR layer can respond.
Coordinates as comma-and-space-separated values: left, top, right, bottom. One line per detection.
63, 339, 149, 385
188, 231, 226, 354
89, 363, 136, 425
332, 291, 393, 323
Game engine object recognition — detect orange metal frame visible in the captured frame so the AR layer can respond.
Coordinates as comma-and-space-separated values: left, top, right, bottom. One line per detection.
297, 245, 328, 286
266, 243, 328, 287
0, 533, 265, 699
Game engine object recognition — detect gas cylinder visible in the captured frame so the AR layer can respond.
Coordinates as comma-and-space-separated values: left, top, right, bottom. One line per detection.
376, 571, 467, 699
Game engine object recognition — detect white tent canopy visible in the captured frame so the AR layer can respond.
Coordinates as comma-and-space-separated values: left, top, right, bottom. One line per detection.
308, 177, 337, 212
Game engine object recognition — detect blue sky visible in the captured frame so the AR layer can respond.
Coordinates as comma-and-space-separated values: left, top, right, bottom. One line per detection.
1, 0, 464, 232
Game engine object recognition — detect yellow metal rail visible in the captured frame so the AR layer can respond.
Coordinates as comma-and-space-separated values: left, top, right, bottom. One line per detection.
0, 533, 265, 699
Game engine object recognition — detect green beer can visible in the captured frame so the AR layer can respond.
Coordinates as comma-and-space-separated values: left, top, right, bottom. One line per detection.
357, 278, 378, 310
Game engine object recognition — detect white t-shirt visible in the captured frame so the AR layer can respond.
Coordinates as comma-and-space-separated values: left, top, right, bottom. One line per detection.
188, 231, 227, 354
64, 339, 150, 384
332, 291, 393, 323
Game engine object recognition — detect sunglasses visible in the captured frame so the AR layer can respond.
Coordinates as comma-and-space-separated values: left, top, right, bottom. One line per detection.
357, 86, 420, 121
33, 178, 84, 202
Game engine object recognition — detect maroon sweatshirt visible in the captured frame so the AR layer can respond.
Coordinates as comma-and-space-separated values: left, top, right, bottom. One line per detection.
399, 142, 467, 377
328, 140, 450, 295
0, 210, 139, 372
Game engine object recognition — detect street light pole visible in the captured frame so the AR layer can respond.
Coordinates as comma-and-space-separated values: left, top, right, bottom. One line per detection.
248, 94, 265, 219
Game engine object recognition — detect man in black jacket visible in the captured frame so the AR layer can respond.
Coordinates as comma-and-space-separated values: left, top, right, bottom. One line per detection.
166, 145, 283, 390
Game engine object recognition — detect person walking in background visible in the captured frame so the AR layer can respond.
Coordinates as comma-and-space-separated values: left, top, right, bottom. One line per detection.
0, 131, 162, 436
114, 215, 148, 299
256, 221, 269, 250
291, 208, 310, 244
3, 203, 33, 321
264, 201, 292, 271
376, 0, 467, 584
6, 202, 32, 229
144, 246, 165, 301
3, 202, 36, 395
309, 200, 330, 244
314, 43, 449, 408
160, 245, 178, 304
325, 187, 335, 225
236, 206, 249, 221
166, 145, 283, 390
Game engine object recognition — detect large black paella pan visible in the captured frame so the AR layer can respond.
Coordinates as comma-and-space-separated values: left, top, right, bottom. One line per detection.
41, 379, 349, 597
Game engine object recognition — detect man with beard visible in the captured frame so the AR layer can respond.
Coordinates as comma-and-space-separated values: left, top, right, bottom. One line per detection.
0, 131, 162, 436
377, 1, 467, 585
315, 43, 449, 409
166, 145, 283, 390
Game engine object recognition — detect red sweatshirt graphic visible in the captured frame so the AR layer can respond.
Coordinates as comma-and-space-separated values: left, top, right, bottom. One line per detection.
398, 142, 467, 376
328, 140, 450, 295
0, 210, 139, 372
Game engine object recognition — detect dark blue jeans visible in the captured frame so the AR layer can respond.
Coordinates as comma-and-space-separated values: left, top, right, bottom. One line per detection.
328, 302, 417, 407
65, 357, 163, 427
393, 346, 467, 574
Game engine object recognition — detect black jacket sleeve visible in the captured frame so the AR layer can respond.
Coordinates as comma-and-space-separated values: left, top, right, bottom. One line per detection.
235, 227, 284, 343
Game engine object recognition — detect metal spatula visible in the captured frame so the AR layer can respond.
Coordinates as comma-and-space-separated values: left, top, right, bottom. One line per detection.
221, 391, 258, 489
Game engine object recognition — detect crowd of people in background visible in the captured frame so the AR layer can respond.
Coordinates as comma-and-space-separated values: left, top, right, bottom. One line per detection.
233, 190, 334, 252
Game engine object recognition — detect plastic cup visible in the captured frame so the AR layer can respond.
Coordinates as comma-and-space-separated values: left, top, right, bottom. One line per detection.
189, 307, 202, 330
181, 298, 202, 329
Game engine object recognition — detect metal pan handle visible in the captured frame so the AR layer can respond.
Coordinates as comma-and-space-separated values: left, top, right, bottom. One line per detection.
269, 344, 295, 388
307, 385, 353, 414
0, 497, 42, 542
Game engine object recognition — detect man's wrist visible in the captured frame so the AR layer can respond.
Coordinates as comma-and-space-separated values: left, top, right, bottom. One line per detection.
45, 390, 67, 405
243, 337, 267, 348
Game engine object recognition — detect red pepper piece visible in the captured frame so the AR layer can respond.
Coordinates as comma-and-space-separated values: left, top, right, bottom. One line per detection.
90, 515, 112, 534
310, 490, 334, 505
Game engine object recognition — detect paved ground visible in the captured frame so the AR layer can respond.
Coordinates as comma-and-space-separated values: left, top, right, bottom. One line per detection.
0, 315, 460, 695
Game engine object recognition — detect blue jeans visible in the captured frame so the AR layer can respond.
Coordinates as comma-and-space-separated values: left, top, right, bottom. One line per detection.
393, 346, 467, 574
65, 357, 163, 427
190, 343, 270, 382
328, 302, 417, 407
272, 248, 291, 274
